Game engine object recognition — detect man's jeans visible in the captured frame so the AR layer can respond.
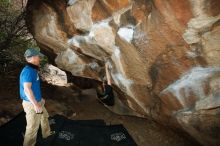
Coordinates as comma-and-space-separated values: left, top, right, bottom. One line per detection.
22, 100, 51, 146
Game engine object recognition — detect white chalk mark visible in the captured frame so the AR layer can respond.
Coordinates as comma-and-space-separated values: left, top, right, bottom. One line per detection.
161, 67, 220, 107
117, 26, 134, 43
113, 46, 121, 58
68, 0, 78, 5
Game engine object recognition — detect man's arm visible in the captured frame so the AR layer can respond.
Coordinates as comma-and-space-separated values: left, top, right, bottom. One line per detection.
24, 82, 42, 113
105, 63, 112, 85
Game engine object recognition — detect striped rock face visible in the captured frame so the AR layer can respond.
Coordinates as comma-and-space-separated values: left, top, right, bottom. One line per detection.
26, 0, 220, 145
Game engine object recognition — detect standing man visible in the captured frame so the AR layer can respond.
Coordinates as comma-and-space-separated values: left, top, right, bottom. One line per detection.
20, 48, 53, 146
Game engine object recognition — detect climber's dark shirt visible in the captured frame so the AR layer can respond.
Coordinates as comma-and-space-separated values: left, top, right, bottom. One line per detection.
97, 85, 115, 106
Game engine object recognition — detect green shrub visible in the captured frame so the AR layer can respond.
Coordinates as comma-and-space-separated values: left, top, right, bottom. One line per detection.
0, 0, 47, 73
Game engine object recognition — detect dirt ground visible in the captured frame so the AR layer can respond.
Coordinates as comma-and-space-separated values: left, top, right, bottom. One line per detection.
0, 69, 200, 146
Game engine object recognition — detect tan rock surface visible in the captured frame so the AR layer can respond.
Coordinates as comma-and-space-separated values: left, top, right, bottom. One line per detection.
26, 0, 220, 145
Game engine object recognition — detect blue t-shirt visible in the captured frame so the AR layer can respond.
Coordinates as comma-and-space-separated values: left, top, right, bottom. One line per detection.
19, 65, 42, 102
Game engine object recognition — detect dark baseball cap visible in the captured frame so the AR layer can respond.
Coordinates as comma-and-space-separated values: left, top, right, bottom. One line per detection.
24, 48, 44, 58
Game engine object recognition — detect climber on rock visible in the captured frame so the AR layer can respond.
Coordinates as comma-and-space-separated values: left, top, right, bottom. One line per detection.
19, 48, 54, 146
96, 61, 138, 116
96, 61, 115, 106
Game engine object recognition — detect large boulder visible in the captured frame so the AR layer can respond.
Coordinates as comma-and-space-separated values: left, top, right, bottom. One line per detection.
26, 0, 220, 145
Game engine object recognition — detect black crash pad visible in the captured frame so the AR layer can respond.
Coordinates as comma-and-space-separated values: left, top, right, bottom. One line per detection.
0, 112, 137, 146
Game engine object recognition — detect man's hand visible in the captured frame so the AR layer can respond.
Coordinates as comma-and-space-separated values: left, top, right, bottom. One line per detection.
33, 102, 43, 114
105, 61, 112, 70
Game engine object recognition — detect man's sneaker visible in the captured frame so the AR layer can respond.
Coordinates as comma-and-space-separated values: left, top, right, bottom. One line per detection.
43, 131, 56, 139
50, 131, 56, 136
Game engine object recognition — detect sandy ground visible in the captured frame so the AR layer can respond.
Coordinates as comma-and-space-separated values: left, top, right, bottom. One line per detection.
0, 71, 200, 146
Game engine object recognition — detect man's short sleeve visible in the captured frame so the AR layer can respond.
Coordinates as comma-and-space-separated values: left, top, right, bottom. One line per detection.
22, 69, 33, 83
